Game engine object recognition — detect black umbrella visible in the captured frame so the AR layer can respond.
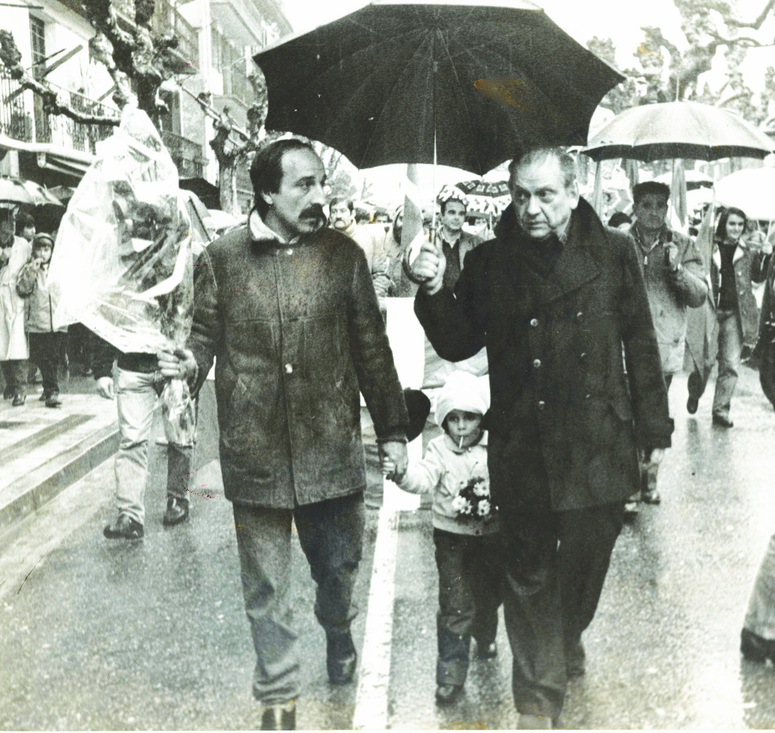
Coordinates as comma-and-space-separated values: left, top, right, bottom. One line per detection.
253, 0, 623, 175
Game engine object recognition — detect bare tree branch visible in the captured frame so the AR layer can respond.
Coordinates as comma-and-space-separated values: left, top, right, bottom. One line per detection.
0, 30, 119, 126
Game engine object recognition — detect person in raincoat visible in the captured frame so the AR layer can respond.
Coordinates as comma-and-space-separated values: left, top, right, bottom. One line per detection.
686, 206, 771, 427
626, 181, 707, 508
0, 208, 32, 405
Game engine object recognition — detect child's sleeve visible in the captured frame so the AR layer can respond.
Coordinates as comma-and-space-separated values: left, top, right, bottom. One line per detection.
396, 441, 444, 495
15, 261, 36, 298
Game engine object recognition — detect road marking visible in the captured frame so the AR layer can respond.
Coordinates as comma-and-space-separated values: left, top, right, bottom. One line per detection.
353, 504, 400, 730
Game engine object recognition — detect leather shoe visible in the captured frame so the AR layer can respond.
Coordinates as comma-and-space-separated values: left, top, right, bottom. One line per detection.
45, 393, 62, 408
687, 395, 699, 415
103, 513, 144, 540
12, 391, 26, 406
476, 640, 498, 659
327, 631, 357, 684
260, 701, 296, 730
163, 497, 189, 526
435, 683, 462, 705
712, 413, 734, 428
741, 628, 775, 663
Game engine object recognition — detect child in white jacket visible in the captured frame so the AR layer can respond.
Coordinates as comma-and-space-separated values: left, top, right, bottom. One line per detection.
384, 371, 502, 705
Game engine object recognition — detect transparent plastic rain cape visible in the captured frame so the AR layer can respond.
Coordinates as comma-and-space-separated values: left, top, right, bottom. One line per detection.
49, 106, 196, 444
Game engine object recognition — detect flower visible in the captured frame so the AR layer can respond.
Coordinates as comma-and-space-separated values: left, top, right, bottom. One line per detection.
454, 475, 495, 521
477, 500, 491, 516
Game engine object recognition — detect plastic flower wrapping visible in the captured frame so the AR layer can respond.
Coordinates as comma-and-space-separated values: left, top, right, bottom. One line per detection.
49, 106, 196, 444
453, 476, 496, 522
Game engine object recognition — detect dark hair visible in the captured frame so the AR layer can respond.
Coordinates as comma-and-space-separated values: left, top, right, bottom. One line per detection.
632, 181, 670, 204
716, 207, 748, 241
608, 211, 632, 228
15, 212, 34, 235
32, 232, 54, 250
329, 196, 353, 212
508, 146, 577, 190
440, 196, 467, 216
250, 138, 317, 219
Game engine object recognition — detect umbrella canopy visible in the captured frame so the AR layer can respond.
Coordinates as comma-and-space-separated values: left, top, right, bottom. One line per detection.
715, 167, 775, 221
583, 102, 775, 162
654, 169, 713, 191
0, 177, 63, 207
254, 0, 623, 175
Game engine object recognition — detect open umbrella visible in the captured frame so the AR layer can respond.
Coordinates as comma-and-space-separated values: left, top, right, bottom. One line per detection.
583, 102, 774, 163
715, 167, 775, 222
253, 0, 623, 176
0, 177, 63, 207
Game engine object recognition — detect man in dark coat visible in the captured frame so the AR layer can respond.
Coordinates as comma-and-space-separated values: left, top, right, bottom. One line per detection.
409, 147, 673, 728
160, 139, 409, 731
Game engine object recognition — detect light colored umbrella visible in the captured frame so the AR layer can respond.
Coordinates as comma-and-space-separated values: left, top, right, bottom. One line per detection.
714, 167, 775, 221
583, 102, 774, 162
0, 177, 63, 207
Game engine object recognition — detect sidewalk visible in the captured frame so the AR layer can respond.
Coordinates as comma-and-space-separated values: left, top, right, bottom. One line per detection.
0, 374, 118, 539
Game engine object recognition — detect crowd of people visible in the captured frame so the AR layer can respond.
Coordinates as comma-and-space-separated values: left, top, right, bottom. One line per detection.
3, 141, 775, 730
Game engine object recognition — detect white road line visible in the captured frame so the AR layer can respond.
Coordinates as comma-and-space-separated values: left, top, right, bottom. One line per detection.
353, 504, 400, 730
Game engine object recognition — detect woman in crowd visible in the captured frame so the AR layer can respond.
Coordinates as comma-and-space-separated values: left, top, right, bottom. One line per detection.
686, 207, 771, 427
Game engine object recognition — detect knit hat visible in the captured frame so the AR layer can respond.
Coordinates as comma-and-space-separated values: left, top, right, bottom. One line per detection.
32, 232, 54, 250
434, 371, 490, 429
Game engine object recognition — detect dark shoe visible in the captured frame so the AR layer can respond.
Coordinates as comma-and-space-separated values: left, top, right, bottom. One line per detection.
163, 497, 189, 526
435, 683, 462, 705
476, 640, 498, 659
712, 413, 734, 428
566, 641, 586, 678
103, 513, 144, 540
623, 500, 639, 520
741, 628, 775, 663
39, 391, 48, 402
687, 395, 699, 415
260, 701, 296, 730
327, 631, 357, 684
45, 393, 62, 408
641, 487, 661, 504
11, 392, 26, 406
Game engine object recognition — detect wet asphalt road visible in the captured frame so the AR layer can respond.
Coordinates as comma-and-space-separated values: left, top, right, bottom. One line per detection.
1, 368, 775, 730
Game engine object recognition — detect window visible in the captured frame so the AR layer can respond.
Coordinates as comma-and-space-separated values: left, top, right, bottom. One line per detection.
30, 16, 46, 79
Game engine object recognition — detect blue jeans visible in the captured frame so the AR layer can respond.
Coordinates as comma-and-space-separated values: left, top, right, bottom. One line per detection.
113, 366, 193, 524
232, 493, 365, 704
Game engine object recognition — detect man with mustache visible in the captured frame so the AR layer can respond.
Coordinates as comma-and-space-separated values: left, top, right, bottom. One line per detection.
329, 196, 390, 296
158, 138, 409, 731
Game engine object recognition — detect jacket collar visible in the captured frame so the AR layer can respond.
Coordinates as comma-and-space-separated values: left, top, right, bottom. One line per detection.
712, 236, 747, 268
248, 208, 300, 245
495, 198, 603, 306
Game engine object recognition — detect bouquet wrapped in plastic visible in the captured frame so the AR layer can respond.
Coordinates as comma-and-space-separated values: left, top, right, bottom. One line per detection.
49, 106, 196, 444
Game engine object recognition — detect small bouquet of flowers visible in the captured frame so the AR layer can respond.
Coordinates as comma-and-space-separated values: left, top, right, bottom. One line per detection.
451, 476, 496, 522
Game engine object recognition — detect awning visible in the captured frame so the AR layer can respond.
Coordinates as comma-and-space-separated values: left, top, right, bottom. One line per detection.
0, 134, 94, 178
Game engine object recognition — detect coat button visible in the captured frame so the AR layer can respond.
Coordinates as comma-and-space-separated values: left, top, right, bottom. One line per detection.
576, 311, 584, 321
579, 352, 587, 362
537, 400, 546, 411
529, 318, 538, 327
286, 249, 293, 255
284, 363, 293, 374
532, 358, 542, 369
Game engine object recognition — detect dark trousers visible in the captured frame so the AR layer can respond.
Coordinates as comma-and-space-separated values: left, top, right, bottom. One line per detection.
434, 528, 503, 686
233, 492, 365, 704
28, 331, 67, 396
1, 359, 27, 394
501, 503, 624, 719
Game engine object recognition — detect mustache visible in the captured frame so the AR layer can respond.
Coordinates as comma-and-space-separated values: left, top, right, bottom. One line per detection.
301, 205, 325, 219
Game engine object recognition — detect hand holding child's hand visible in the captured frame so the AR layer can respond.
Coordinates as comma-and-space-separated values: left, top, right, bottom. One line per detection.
379, 440, 408, 482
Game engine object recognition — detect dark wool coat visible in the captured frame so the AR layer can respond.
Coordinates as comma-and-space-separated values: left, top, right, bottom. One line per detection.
188, 223, 409, 509
415, 199, 673, 515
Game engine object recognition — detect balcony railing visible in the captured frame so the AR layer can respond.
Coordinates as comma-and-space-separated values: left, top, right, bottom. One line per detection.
113, 0, 199, 68
0, 70, 117, 155
161, 129, 205, 178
